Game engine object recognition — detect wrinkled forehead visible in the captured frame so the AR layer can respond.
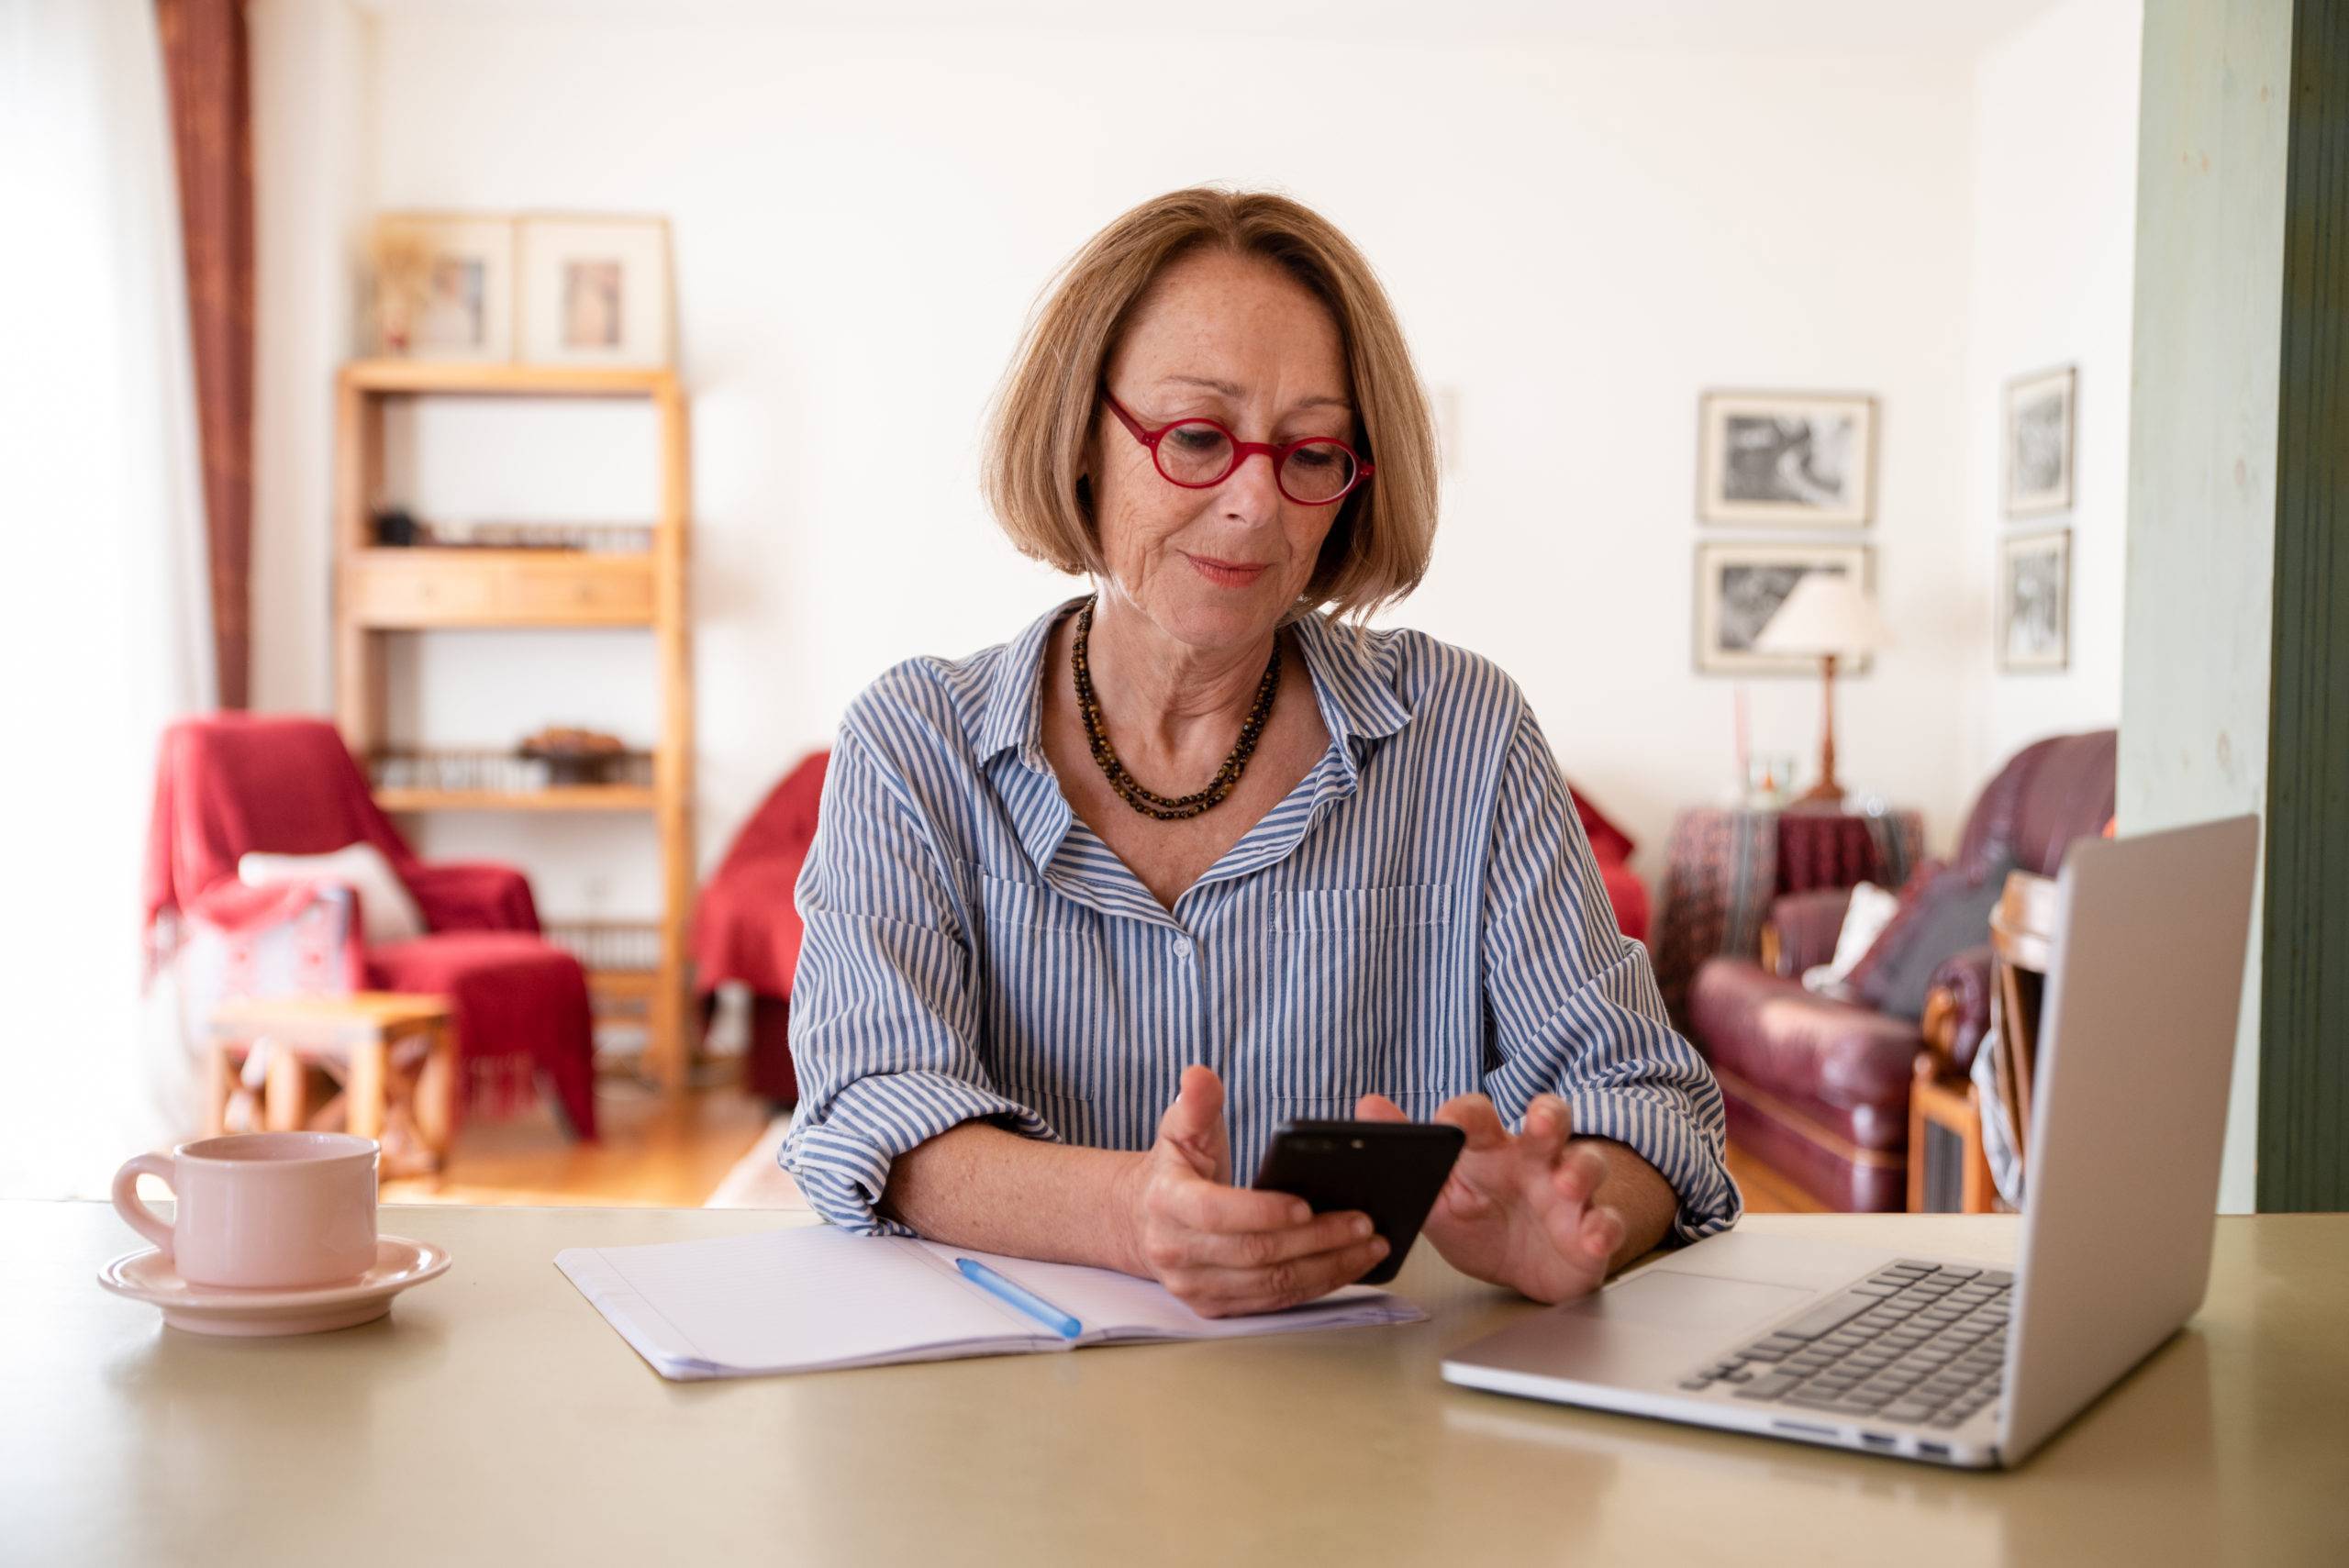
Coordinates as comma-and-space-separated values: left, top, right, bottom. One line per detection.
1107, 247, 1351, 401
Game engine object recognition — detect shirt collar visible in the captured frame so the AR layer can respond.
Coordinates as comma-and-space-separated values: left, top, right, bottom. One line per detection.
974, 596, 1081, 772
974, 595, 1414, 773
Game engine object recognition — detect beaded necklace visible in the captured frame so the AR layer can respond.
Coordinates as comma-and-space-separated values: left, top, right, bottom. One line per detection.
1071, 597, 1279, 821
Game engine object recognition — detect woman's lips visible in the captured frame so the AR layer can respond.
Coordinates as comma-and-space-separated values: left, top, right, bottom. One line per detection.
1185, 552, 1269, 588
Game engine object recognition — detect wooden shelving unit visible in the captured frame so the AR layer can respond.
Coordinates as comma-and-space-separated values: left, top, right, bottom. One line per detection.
333, 358, 696, 1092
370, 785, 660, 814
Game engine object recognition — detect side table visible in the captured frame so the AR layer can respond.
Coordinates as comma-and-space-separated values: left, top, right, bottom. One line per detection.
1652, 802, 1924, 1026
206, 992, 456, 1178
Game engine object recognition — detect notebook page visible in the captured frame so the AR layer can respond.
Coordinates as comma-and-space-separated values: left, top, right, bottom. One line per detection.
557, 1227, 1053, 1377
908, 1240, 1426, 1342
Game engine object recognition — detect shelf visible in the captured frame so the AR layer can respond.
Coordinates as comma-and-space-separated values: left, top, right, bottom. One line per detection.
341, 360, 676, 398
374, 785, 657, 813
340, 548, 655, 628
335, 356, 696, 1092
586, 970, 661, 998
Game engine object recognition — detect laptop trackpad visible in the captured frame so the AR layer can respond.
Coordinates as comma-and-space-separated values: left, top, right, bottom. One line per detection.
1561, 1270, 1814, 1334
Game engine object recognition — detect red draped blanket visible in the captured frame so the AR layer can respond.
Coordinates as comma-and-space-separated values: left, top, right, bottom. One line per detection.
142, 715, 595, 1134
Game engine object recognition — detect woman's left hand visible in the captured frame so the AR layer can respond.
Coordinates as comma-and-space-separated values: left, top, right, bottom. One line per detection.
1353, 1090, 1624, 1305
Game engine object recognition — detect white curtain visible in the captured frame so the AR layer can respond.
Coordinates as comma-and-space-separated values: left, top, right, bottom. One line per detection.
0, 0, 220, 1196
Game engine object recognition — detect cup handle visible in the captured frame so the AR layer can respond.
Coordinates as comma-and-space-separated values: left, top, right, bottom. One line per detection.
111, 1152, 178, 1258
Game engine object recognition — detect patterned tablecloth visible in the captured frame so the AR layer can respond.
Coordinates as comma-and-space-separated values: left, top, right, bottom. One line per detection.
1651, 804, 1926, 1027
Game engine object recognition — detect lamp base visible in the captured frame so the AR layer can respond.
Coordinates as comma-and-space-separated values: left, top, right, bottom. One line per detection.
1789, 781, 1848, 810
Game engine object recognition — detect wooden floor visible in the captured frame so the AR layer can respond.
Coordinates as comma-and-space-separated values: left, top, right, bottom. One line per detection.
381, 1080, 774, 1208
1727, 1140, 1829, 1214
384, 1080, 1825, 1216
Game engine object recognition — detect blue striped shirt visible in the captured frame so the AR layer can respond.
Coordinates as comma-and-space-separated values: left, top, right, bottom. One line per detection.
781, 596, 1741, 1246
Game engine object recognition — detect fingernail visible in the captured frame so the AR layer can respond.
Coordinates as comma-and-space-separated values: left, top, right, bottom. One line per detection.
1367, 1237, 1389, 1258
1351, 1215, 1373, 1239
1291, 1203, 1312, 1225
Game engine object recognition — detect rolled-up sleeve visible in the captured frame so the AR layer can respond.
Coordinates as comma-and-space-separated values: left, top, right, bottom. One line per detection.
1477, 704, 1742, 1242
779, 718, 1052, 1236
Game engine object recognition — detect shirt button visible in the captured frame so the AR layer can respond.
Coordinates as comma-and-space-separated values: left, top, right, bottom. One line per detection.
1170, 936, 1193, 959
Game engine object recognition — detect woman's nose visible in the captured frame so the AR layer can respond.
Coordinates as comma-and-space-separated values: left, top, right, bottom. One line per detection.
1219, 447, 1286, 518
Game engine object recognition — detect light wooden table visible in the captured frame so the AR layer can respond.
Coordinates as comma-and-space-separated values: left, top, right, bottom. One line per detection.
6, 1202, 2343, 1567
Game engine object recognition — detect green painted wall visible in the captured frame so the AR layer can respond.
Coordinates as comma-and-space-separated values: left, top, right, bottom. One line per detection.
2259, 0, 2349, 1210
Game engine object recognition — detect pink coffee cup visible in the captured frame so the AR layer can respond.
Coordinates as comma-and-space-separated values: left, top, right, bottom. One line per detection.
112, 1131, 380, 1289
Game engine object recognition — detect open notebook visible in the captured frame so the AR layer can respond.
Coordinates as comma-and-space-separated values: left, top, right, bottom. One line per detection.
556, 1224, 1425, 1381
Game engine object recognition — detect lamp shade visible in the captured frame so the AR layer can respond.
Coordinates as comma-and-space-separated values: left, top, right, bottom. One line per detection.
1753, 573, 1889, 657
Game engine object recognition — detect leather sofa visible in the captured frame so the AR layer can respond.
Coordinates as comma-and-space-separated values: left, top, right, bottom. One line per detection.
1687, 730, 2117, 1210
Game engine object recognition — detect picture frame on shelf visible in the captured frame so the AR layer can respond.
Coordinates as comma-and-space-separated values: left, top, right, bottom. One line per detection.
2004, 364, 2076, 517
518, 215, 674, 368
1998, 528, 2071, 672
1694, 540, 1875, 675
369, 213, 517, 361
1697, 390, 1876, 527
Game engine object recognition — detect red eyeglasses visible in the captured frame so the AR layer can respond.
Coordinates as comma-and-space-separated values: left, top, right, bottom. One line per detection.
1102, 390, 1374, 506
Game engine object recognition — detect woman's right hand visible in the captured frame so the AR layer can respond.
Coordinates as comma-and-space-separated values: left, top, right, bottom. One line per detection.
1119, 1064, 1387, 1318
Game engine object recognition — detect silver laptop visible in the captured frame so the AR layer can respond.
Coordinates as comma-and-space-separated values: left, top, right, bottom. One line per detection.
1442, 815, 2259, 1469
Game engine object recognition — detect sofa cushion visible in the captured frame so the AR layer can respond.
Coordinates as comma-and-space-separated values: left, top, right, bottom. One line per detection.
1846, 851, 2018, 1022
239, 841, 425, 946
1688, 957, 1922, 1117
1952, 730, 2118, 880
1802, 880, 1900, 995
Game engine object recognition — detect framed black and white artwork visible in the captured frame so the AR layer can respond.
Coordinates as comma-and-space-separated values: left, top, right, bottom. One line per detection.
1697, 391, 1876, 527
1694, 541, 1874, 675
1998, 528, 2071, 672
2004, 365, 2076, 517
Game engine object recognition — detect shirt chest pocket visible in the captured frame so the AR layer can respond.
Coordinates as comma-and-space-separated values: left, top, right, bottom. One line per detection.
1260, 882, 1464, 1108
970, 873, 1113, 1113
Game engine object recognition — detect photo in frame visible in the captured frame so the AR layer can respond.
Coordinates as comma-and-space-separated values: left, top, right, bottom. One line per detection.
369, 213, 517, 361
1697, 391, 1876, 527
1998, 528, 2071, 672
1694, 541, 1874, 675
518, 216, 674, 367
2004, 365, 2076, 517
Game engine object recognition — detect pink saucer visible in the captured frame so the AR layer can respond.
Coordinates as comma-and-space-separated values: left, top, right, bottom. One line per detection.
97, 1236, 451, 1337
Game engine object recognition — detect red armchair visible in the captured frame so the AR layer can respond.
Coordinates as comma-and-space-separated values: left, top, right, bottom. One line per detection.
692, 750, 829, 1107
1686, 730, 2115, 1210
141, 714, 596, 1139
1569, 786, 1649, 945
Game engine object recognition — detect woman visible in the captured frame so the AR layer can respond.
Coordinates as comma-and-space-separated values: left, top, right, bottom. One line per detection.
783, 187, 1739, 1318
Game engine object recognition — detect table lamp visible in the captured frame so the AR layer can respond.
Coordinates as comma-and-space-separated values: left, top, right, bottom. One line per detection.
1753, 573, 1888, 806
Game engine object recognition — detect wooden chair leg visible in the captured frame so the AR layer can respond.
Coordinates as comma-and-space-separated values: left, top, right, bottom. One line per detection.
204, 1043, 232, 1137
1907, 1056, 1931, 1213
415, 1023, 454, 1163
264, 1044, 309, 1132
1961, 1090, 1998, 1213
347, 1037, 387, 1141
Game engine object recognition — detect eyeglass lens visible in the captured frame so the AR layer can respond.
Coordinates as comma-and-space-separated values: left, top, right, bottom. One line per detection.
1156, 422, 1358, 503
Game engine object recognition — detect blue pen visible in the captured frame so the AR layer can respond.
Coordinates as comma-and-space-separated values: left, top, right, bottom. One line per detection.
956, 1256, 1083, 1340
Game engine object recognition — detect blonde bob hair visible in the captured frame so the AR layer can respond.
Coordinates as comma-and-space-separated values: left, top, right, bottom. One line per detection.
983, 187, 1440, 626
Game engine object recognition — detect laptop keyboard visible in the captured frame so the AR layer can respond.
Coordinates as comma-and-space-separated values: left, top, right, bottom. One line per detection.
1677, 1261, 2013, 1429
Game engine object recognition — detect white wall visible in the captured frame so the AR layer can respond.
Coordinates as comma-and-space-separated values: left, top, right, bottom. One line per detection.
250, 0, 372, 736
1959, 0, 2142, 785
251, 2, 2120, 928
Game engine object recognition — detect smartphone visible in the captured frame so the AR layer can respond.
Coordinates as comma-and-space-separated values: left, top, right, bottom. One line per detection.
1250, 1119, 1466, 1285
